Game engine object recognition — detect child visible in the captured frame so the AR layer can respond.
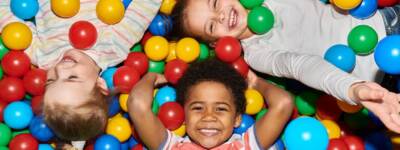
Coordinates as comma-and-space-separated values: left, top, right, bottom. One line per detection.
170, 0, 400, 133
128, 59, 294, 149
0, 0, 161, 141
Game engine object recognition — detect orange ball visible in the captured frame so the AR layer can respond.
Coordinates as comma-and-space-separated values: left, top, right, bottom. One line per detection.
1, 22, 32, 50
336, 100, 362, 113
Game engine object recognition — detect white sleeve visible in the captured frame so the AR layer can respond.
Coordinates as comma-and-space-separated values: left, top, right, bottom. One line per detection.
244, 48, 363, 105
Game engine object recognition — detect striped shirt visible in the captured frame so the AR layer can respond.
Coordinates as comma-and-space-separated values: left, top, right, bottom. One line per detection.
0, 0, 161, 70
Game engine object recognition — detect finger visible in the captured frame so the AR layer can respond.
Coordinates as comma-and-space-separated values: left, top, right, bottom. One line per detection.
358, 87, 384, 101
379, 112, 400, 133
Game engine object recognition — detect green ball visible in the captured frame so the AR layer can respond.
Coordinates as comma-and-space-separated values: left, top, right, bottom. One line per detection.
347, 25, 378, 55
0, 146, 8, 150
24, 94, 32, 100
266, 76, 286, 89
152, 98, 159, 115
0, 123, 11, 146
0, 67, 3, 80
130, 43, 143, 52
11, 130, 30, 138
209, 49, 216, 58
148, 60, 165, 73
295, 91, 320, 116
344, 108, 369, 129
240, 0, 264, 9
248, 6, 274, 35
256, 108, 268, 121
197, 43, 210, 62
0, 38, 9, 60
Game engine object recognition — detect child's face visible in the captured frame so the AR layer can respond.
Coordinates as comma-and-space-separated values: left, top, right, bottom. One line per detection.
44, 50, 102, 107
184, 81, 241, 149
184, 0, 251, 42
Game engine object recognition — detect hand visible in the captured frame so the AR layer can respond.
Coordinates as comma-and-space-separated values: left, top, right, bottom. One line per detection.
247, 70, 259, 89
154, 73, 167, 86
350, 81, 400, 133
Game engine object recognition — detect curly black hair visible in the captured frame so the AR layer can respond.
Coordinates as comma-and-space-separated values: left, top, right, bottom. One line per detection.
176, 59, 247, 114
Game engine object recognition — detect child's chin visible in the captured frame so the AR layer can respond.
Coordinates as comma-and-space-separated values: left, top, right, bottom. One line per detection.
198, 140, 223, 149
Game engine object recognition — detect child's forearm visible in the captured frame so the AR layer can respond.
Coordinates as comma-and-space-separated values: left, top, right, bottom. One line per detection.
128, 73, 157, 114
254, 78, 293, 110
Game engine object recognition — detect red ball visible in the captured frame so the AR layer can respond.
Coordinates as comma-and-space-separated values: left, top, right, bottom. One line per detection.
31, 95, 43, 115
124, 52, 149, 76
0, 77, 25, 103
342, 136, 365, 150
291, 106, 299, 120
113, 66, 140, 93
140, 32, 153, 46
316, 94, 342, 121
9, 134, 38, 150
1, 51, 31, 77
132, 144, 144, 150
328, 138, 349, 150
378, 0, 398, 7
164, 59, 188, 85
69, 21, 98, 50
215, 36, 242, 62
84, 144, 94, 150
0, 101, 7, 122
230, 57, 249, 77
157, 102, 185, 130
23, 69, 46, 96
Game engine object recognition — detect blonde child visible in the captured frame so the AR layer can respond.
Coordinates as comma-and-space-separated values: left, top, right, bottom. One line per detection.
128, 59, 293, 149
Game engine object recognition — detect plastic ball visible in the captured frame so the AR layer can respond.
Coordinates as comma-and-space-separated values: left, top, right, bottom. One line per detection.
0, 123, 11, 146
9, 134, 38, 150
101, 67, 117, 91
327, 138, 348, 150
94, 134, 121, 150
51, 0, 80, 18
176, 38, 200, 63
348, 25, 378, 55
316, 95, 342, 121
342, 136, 365, 150
230, 57, 249, 77
197, 43, 210, 62
11, 0, 39, 20
344, 108, 369, 129
0, 102, 6, 122
336, 99, 362, 113
160, 0, 176, 15
132, 144, 144, 150
122, 0, 132, 9
215, 36, 242, 62
166, 42, 177, 62
283, 117, 329, 150
324, 44, 356, 72
234, 114, 255, 134
244, 88, 264, 115
158, 102, 184, 130
38, 144, 53, 150
144, 36, 169, 61
1, 51, 30, 77
255, 108, 268, 121
149, 14, 173, 36
23, 69, 46, 96
247, 6, 275, 35
29, 116, 54, 142
333, 0, 362, 10
130, 43, 142, 52
124, 52, 149, 76
11, 130, 30, 139
140, 32, 153, 46
1, 22, 32, 50
106, 117, 132, 142
164, 59, 188, 85
172, 124, 186, 137
152, 98, 160, 115
119, 94, 128, 112
349, 0, 378, 19
239, 0, 264, 9
108, 96, 121, 117
96, 0, 125, 25
321, 120, 341, 139
113, 66, 140, 93
0, 37, 10, 60
69, 21, 97, 50
0, 77, 25, 103
295, 91, 320, 116
4, 102, 33, 130
148, 60, 165, 73
378, 0, 398, 7
364, 131, 392, 150
155, 86, 176, 106
374, 35, 400, 74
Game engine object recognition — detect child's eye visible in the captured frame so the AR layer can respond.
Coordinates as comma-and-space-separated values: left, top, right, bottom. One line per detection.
216, 107, 228, 112
192, 106, 203, 111
68, 75, 78, 79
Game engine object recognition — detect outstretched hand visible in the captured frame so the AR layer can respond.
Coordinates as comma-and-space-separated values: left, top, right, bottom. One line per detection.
350, 81, 400, 133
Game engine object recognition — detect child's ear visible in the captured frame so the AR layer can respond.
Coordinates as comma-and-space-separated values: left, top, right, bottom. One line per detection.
96, 77, 109, 96
234, 114, 242, 128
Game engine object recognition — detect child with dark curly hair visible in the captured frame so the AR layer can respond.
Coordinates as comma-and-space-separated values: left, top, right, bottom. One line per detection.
128, 59, 293, 149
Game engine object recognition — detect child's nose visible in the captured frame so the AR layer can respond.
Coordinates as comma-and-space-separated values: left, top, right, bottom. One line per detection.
202, 111, 217, 121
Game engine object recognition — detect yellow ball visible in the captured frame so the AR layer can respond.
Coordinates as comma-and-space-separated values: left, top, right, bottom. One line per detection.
321, 120, 341, 139
1, 22, 32, 50
172, 124, 186, 137
176, 38, 200, 63
51, 0, 80, 18
245, 88, 264, 115
160, 0, 177, 15
144, 36, 169, 61
96, 0, 125, 25
106, 116, 132, 142
119, 94, 129, 112
166, 42, 177, 62
333, 0, 362, 10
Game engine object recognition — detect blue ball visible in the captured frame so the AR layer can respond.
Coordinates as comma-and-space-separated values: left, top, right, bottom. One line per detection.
29, 116, 54, 142
128, 136, 138, 148
11, 0, 39, 20
324, 44, 356, 72
101, 67, 117, 91
94, 135, 121, 150
155, 85, 176, 106
39, 144, 54, 150
350, 0, 377, 20
149, 14, 173, 36
122, 0, 133, 9
234, 114, 255, 134
108, 96, 121, 117
374, 35, 400, 74
283, 117, 329, 150
121, 141, 129, 150
363, 132, 392, 150
368, 111, 384, 128
4, 101, 33, 129
274, 139, 285, 150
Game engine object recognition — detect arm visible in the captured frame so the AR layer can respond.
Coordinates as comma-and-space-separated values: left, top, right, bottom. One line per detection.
248, 71, 294, 149
127, 73, 166, 150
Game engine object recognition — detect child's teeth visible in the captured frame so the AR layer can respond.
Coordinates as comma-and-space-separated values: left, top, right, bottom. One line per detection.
200, 129, 218, 133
